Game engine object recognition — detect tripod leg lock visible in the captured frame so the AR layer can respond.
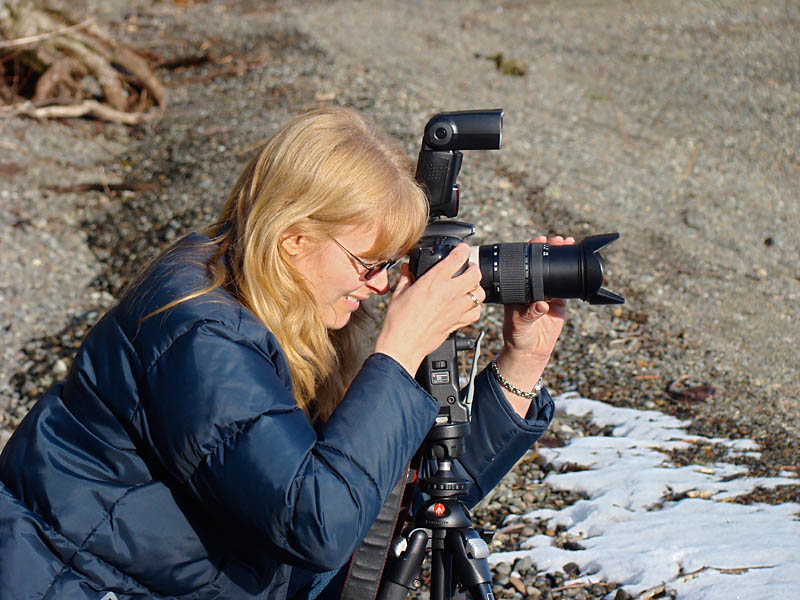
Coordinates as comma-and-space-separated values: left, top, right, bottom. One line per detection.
446, 528, 493, 589
462, 531, 490, 560
377, 529, 429, 600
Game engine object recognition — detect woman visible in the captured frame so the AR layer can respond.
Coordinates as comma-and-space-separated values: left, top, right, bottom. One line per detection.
0, 107, 569, 599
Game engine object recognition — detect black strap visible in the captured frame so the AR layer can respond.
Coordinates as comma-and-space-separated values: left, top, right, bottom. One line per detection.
339, 469, 410, 600
340, 445, 425, 600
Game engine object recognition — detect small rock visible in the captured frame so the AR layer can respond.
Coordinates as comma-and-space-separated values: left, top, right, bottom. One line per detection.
514, 555, 535, 574
508, 576, 526, 594
52, 359, 69, 377
532, 453, 548, 466
563, 561, 580, 577
495, 561, 512, 578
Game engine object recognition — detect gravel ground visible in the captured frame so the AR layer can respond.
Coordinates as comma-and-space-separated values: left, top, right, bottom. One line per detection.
0, 1, 797, 597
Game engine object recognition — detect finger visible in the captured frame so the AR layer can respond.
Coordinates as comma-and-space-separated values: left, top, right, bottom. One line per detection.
549, 235, 576, 246
445, 243, 471, 275
533, 301, 550, 315
464, 307, 482, 326
547, 297, 568, 315
459, 296, 483, 328
465, 289, 483, 312
529, 235, 547, 244
511, 299, 550, 323
458, 260, 484, 291
392, 263, 414, 296
516, 301, 547, 321
425, 243, 471, 279
471, 284, 486, 303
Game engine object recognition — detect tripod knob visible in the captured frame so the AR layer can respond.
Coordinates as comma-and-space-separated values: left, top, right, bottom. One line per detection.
419, 458, 471, 497
419, 479, 469, 493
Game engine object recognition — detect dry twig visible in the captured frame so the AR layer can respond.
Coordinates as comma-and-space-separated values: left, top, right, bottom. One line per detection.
0, 18, 95, 50
1, 100, 160, 125
1, 3, 166, 123
45, 181, 159, 193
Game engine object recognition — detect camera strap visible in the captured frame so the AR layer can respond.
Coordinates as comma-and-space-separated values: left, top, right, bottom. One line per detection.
340, 451, 422, 600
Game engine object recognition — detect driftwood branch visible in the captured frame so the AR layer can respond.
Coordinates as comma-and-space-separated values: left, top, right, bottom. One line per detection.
45, 181, 160, 193
0, 17, 95, 50
0, 100, 162, 125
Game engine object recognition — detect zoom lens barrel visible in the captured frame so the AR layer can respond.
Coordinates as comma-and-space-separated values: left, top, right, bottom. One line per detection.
475, 233, 624, 305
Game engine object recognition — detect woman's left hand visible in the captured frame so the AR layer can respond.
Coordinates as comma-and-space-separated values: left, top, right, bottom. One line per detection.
494, 235, 574, 415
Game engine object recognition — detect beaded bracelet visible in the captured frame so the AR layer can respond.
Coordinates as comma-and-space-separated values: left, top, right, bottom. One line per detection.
489, 359, 544, 400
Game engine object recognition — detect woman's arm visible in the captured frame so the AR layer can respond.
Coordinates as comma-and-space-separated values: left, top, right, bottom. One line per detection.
143, 325, 438, 572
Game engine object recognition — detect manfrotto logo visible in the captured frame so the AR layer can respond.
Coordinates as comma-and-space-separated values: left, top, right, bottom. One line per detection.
100, 594, 118, 600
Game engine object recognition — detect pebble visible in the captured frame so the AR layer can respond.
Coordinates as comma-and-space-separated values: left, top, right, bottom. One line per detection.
52, 359, 68, 377
508, 576, 526, 594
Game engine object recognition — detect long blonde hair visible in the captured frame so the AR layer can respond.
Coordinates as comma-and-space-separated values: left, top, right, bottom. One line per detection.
153, 107, 428, 421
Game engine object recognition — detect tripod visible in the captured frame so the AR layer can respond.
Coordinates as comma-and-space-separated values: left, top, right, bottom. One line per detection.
376, 332, 496, 600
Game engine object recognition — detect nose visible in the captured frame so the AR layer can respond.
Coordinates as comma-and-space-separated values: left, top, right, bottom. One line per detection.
365, 268, 391, 295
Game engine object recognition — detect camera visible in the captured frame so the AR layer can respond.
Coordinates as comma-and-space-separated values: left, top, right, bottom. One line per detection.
372, 111, 624, 600
408, 109, 623, 420
410, 109, 624, 306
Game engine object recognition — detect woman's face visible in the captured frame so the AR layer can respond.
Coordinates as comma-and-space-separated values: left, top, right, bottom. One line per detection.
282, 224, 393, 329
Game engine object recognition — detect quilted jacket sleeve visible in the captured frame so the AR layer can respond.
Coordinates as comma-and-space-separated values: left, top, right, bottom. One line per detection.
141, 321, 439, 572
448, 367, 554, 507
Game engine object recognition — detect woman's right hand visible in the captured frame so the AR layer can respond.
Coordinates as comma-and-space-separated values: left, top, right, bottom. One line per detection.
374, 243, 485, 375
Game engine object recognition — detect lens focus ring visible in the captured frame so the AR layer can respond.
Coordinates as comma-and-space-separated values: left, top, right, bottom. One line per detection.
493, 243, 528, 303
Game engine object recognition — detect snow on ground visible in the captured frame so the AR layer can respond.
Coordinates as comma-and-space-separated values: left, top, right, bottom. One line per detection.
489, 393, 800, 599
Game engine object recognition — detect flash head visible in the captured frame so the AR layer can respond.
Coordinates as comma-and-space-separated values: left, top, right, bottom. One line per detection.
415, 109, 504, 218
423, 109, 503, 151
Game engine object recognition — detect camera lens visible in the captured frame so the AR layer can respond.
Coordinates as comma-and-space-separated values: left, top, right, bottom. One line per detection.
475, 233, 623, 305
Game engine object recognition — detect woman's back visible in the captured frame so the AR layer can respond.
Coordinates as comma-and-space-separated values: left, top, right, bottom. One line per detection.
0, 233, 439, 598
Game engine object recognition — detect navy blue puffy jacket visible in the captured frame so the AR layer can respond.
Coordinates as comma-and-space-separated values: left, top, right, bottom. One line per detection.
0, 234, 554, 599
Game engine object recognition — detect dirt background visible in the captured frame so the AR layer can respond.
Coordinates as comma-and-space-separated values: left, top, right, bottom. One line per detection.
1, 0, 798, 482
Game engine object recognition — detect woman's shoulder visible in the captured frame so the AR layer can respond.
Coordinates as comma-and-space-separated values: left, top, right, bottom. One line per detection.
111, 233, 283, 367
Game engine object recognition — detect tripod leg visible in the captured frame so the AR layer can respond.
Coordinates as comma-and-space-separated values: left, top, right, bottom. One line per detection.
430, 544, 452, 600
446, 528, 495, 600
429, 526, 454, 600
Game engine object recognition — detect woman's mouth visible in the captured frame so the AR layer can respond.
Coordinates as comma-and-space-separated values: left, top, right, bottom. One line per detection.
344, 295, 360, 310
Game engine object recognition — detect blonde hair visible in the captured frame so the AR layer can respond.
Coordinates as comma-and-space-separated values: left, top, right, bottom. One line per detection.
151, 107, 428, 421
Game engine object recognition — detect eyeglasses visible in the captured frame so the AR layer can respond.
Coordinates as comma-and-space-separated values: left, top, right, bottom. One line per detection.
331, 237, 398, 280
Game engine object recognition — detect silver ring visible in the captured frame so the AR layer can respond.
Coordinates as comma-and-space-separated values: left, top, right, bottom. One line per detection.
469, 292, 480, 309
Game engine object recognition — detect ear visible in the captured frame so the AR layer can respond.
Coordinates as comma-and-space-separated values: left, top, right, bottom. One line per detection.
280, 228, 308, 256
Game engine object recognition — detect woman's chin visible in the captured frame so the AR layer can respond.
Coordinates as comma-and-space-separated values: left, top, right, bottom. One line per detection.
325, 309, 352, 330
